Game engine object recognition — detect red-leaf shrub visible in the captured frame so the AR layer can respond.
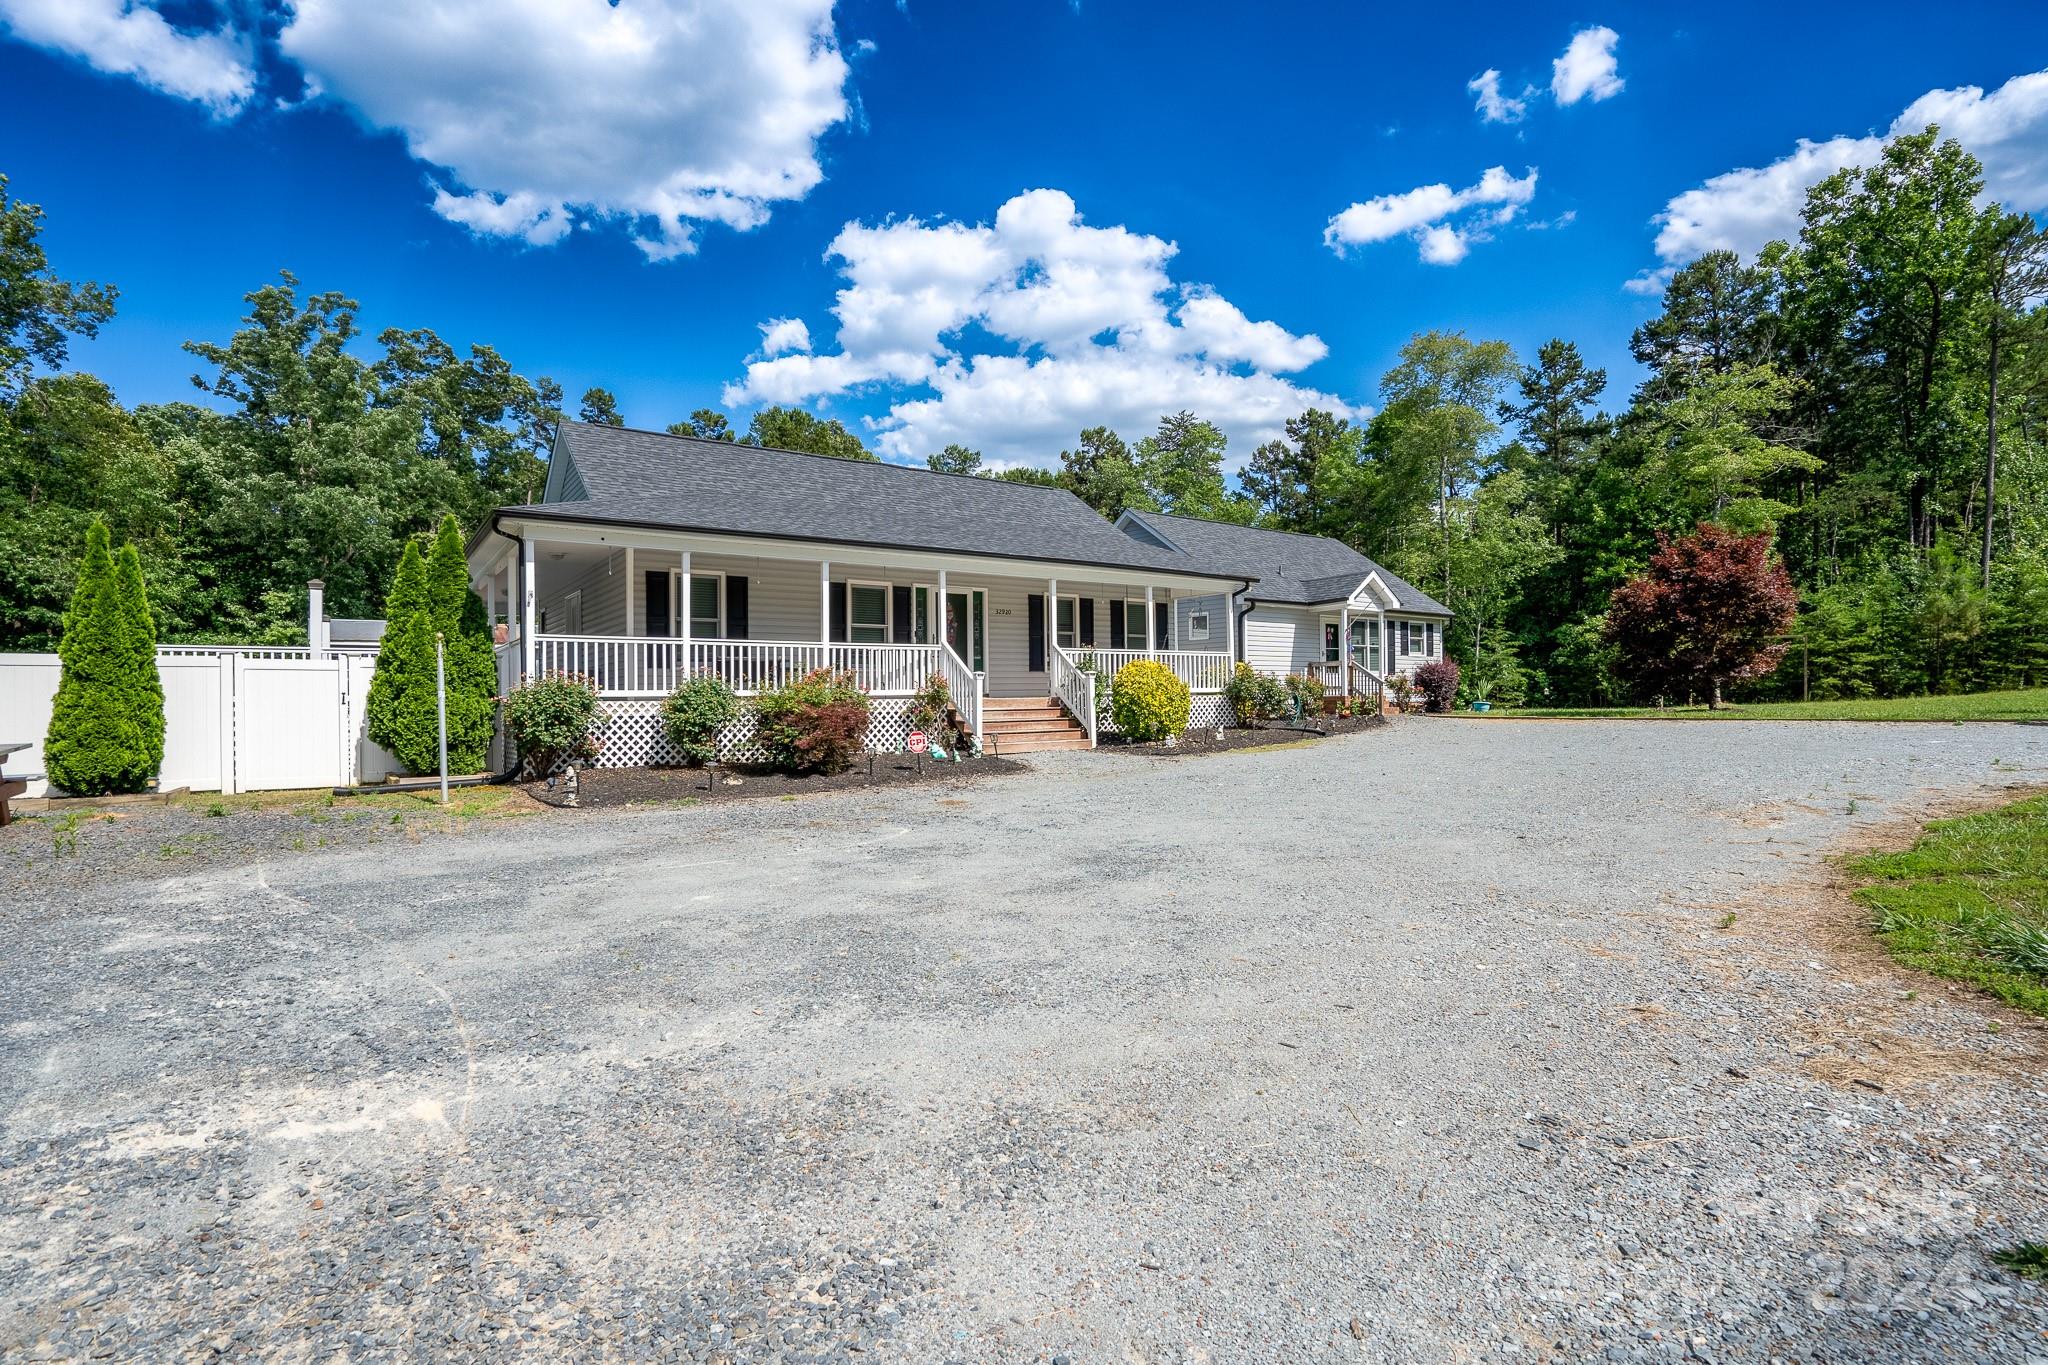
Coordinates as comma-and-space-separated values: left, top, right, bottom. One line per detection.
1604, 524, 1798, 707
755, 668, 871, 774
1414, 657, 1461, 712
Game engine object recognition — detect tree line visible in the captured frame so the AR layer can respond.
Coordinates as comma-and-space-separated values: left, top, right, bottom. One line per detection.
5, 125, 2046, 702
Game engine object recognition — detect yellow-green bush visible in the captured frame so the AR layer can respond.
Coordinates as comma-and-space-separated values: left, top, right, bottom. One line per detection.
1110, 659, 1191, 741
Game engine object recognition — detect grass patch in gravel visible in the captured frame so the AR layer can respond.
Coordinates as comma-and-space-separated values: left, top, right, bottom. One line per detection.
1847, 793, 2048, 1019
1991, 1243, 2048, 1280
1465, 688, 2048, 723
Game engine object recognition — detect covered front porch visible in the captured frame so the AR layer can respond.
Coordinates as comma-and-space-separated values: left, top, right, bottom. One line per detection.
471, 519, 1246, 754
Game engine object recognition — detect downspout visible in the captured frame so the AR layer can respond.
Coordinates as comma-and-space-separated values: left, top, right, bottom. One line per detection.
1234, 582, 1254, 664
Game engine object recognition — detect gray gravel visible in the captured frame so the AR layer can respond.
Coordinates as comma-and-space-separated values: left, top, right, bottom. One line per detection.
3, 718, 2047, 1362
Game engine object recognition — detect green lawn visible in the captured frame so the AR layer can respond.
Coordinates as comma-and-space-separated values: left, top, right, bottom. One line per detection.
1466, 688, 2048, 723
1847, 793, 2048, 1019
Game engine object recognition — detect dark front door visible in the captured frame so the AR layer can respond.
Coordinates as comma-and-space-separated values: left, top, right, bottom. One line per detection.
946, 591, 983, 672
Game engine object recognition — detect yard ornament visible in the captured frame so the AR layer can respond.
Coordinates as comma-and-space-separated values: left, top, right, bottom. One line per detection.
563, 765, 579, 809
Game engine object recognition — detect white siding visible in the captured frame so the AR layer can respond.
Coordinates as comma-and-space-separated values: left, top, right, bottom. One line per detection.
1242, 604, 1324, 675
1173, 593, 1233, 654
1387, 616, 1447, 674
536, 555, 627, 637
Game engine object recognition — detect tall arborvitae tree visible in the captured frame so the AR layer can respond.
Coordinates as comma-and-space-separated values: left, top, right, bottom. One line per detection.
114, 541, 165, 776
45, 521, 157, 794
424, 514, 496, 772
365, 541, 435, 772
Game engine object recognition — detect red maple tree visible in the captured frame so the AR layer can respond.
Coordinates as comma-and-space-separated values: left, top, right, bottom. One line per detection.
1605, 524, 1799, 708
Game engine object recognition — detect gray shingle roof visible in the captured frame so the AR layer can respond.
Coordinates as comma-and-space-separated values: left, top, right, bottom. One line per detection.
1120, 510, 1451, 615
509, 423, 1258, 581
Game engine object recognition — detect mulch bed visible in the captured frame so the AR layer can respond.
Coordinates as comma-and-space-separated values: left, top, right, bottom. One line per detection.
520, 754, 1029, 810
1101, 711, 1388, 757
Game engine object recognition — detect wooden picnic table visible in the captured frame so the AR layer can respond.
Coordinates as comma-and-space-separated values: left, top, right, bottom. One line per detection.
0, 742, 32, 828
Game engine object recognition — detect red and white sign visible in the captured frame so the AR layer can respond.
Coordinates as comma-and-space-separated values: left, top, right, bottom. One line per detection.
907, 730, 929, 754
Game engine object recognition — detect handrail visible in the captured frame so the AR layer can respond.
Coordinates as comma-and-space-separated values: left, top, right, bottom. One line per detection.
1048, 646, 1097, 747
939, 640, 983, 735
1083, 647, 1230, 694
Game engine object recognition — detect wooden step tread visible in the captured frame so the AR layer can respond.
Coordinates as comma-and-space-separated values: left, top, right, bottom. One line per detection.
982, 720, 1085, 736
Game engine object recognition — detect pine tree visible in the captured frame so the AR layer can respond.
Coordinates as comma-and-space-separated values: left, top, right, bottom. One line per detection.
365, 541, 436, 772
115, 542, 165, 775
425, 514, 495, 772
45, 521, 154, 794
366, 517, 497, 774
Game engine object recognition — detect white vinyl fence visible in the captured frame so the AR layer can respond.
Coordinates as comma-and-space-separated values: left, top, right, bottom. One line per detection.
0, 649, 400, 797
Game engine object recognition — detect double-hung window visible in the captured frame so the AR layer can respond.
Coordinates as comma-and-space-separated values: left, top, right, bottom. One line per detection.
1054, 596, 1079, 650
848, 582, 890, 643
688, 574, 722, 639
1123, 600, 1148, 647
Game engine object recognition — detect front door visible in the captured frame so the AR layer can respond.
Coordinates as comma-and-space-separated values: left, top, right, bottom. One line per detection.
946, 591, 985, 672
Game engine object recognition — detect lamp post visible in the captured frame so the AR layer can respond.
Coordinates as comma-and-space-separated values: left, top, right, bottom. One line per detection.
434, 631, 450, 807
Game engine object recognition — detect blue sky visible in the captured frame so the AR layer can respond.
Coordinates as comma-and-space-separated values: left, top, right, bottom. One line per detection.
4, 1, 2047, 467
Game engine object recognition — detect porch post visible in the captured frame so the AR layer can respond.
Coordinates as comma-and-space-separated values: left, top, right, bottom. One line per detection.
625, 546, 636, 638
1047, 578, 1058, 660
680, 550, 693, 668
520, 536, 536, 679
1340, 606, 1351, 695
1144, 585, 1155, 651
937, 567, 948, 646
819, 560, 831, 644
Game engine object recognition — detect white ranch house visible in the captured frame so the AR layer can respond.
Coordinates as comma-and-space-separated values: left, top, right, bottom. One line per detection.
470, 423, 1450, 759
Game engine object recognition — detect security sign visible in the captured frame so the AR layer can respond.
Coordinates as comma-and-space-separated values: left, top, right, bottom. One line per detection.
907, 730, 929, 754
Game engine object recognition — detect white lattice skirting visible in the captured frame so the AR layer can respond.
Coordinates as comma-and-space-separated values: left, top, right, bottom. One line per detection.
1096, 692, 1233, 738
587, 698, 921, 768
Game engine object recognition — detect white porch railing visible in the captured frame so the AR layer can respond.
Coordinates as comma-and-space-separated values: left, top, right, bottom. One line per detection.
1079, 648, 1231, 693
531, 635, 940, 698
1049, 646, 1098, 747
940, 641, 984, 735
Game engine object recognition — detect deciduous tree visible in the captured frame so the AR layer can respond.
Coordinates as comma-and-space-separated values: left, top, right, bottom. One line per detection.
1605, 524, 1798, 707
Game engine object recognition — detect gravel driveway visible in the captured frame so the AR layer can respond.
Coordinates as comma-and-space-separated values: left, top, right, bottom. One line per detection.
4, 720, 2047, 1362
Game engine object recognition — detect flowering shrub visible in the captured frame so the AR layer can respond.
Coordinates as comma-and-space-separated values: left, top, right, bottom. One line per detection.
755, 668, 871, 774
1415, 657, 1461, 712
660, 673, 740, 766
505, 671, 603, 777
1223, 663, 1288, 728
1110, 659, 1191, 741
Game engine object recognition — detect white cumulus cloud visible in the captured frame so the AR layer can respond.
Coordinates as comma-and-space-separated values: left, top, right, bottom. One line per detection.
758, 317, 812, 357
0, 0, 857, 259
1469, 69, 1527, 124
725, 189, 1350, 464
1551, 26, 1623, 106
1324, 165, 1539, 265
1631, 68, 2048, 292
0, 0, 254, 113
279, 0, 851, 260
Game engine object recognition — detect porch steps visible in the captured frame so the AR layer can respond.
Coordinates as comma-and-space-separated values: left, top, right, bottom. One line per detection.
980, 697, 1091, 754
